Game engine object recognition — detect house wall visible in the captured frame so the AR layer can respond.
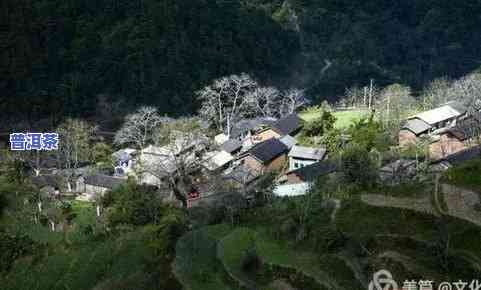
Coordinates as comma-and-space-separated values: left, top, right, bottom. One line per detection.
399, 130, 418, 147
252, 129, 281, 144
243, 154, 287, 174
76, 177, 86, 193
243, 155, 264, 173
266, 154, 288, 173
85, 184, 109, 195
429, 133, 467, 160
286, 172, 304, 184
288, 157, 318, 171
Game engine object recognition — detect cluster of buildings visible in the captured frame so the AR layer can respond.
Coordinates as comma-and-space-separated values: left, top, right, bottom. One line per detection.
399, 101, 480, 160
28, 100, 481, 205
30, 113, 332, 204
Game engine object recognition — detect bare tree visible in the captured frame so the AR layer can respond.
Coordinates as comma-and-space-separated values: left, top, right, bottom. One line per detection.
280, 88, 310, 116
249, 86, 281, 118
114, 106, 166, 151
448, 73, 481, 109
343, 86, 363, 108
197, 73, 257, 137
375, 83, 416, 128
57, 119, 96, 191
422, 73, 481, 110
421, 77, 451, 110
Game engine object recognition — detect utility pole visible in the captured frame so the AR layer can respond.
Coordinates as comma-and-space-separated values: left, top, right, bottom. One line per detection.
387, 94, 391, 126
363, 86, 367, 107
368, 79, 374, 110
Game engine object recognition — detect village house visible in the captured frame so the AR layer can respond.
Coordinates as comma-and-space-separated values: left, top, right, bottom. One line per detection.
224, 165, 260, 187
227, 117, 278, 141
288, 145, 327, 171
285, 159, 337, 184
279, 135, 297, 150
399, 101, 468, 146
251, 114, 303, 143
31, 175, 62, 196
137, 145, 178, 187
202, 150, 234, 172
79, 174, 125, 198
221, 138, 243, 155
239, 138, 289, 174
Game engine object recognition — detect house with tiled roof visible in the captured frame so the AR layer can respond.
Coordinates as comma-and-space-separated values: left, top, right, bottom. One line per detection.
288, 145, 327, 171
285, 159, 337, 184
81, 174, 125, 196
250, 114, 304, 144
399, 101, 468, 146
239, 138, 289, 174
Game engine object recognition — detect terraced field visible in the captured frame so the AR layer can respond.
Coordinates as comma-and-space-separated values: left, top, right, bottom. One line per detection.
175, 199, 481, 290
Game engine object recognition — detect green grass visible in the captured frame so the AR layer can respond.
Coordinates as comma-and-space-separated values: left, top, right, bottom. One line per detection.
336, 198, 481, 258
217, 227, 360, 290
444, 158, 481, 195
218, 227, 258, 287
300, 107, 369, 128
174, 224, 234, 290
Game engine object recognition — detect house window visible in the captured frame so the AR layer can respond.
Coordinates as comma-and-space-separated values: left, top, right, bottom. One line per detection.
294, 163, 299, 168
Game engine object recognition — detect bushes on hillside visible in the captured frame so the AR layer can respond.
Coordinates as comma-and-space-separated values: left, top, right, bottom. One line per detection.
0, 231, 42, 273
102, 182, 186, 228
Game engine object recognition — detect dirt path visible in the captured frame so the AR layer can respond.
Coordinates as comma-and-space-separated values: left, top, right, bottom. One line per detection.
361, 184, 481, 227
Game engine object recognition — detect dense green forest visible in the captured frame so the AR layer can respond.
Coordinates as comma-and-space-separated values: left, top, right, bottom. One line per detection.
2, 0, 481, 124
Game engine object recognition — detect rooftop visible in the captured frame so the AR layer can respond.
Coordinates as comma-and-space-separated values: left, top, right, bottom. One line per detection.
84, 174, 125, 189
221, 138, 243, 154
288, 160, 337, 182
248, 138, 288, 164
288, 145, 326, 160
444, 145, 481, 166
31, 175, 62, 189
203, 150, 234, 171
271, 114, 303, 136
223, 165, 259, 185
401, 118, 432, 135
411, 103, 464, 125
229, 117, 277, 138
279, 135, 297, 149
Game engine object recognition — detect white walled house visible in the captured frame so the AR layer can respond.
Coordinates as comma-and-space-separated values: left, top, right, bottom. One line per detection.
288, 145, 327, 171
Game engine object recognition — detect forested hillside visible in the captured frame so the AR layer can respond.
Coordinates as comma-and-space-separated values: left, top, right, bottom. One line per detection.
2, 0, 481, 124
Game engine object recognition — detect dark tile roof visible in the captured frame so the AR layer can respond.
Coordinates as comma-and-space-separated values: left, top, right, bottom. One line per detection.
272, 114, 303, 136
229, 117, 277, 138
444, 146, 481, 165
248, 138, 288, 164
223, 166, 259, 185
402, 118, 432, 135
288, 160, 337, 182
31, 175, 61, 189
221, 139, 243, 154
84, 174, 125, 189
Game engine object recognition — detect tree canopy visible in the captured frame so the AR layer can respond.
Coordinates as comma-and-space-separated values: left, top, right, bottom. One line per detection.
4, 0, 481, 126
